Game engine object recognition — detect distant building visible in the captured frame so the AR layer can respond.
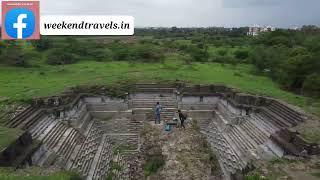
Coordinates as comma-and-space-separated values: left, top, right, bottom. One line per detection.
247, 24, 276, 36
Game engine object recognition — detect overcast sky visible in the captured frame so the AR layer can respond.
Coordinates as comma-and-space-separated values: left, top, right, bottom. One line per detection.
39, 0, 319, 27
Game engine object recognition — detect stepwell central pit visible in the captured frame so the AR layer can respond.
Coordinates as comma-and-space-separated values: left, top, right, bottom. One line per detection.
2, 83, 318, 180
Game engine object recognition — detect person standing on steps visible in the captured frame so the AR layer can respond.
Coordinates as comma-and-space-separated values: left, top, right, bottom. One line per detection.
155, 102, 163, 124
178, 110, 186, 129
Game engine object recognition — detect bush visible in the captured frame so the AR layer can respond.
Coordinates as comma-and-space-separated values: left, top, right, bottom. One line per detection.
234, 49, 249, 60
87, 48, 113, 61
302, 73, 320, 97
31, 36, 52, 51
46, 48, 78, 65
0, 43, 29, 67
133, 44, 164, 62
144, 155, 165, 177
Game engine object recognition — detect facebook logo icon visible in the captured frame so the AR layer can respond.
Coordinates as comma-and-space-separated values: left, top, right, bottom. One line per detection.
2, 1, 40, 40
5, 8, 35, 39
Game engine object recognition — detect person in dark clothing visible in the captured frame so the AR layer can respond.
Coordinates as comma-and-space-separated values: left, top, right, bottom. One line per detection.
155, 102, 162, 124
178, 110, 186, 129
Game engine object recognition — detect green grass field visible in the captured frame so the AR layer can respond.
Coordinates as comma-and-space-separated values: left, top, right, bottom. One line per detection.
0, 127, 23, 150
0, 59, 319, 116
0, 167, 81, 180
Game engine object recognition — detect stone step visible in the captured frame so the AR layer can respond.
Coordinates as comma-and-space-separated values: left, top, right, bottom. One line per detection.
271, 101, 302, 120
10, 109, 42, 129
24, 111, 46, 130
203, 122, 247, 175
240, 120, 267, 145
43, 122, 68, 149
38, 120, 59, 141
261, 108, 291, 128
248, 116, 272, 137
87, 134, 108, 180
6, 106, 37, 127
30, 116, 51, 137
56, 129, 78, 157
267, 104, 300, 125
227, 128, 251, 154
252, 114, 280, 134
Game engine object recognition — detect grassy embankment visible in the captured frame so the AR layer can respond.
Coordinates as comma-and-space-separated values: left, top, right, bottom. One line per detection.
0, 59, 318, 116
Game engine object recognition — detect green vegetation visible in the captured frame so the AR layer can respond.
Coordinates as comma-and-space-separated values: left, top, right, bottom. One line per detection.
0, 28, 318, 118
0, 167, 81, 180
310, 172, 320, 178
143, 155, 165, 177
0, 60, 318, 116
245, 173, 267, 180
0, 126, 23, 150
105, 161, 123, 180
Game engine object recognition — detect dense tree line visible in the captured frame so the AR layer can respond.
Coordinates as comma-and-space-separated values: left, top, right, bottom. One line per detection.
249, 30, 320, 97
0, 26, 319, 97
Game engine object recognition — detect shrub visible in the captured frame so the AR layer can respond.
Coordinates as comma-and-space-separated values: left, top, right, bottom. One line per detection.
144, 155, 165, 177
46, 48, 78, 65
0, 43, 30, 67
302, 73, 320, 97
87, 48, 113, 61
234, 49, 249, 60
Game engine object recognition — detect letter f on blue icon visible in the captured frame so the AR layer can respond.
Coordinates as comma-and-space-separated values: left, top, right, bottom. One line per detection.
5, 8, 35, 39
13, 14, 27, 39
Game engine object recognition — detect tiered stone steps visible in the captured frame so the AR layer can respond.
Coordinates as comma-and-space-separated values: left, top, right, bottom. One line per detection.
128, 116, 143, 134
203, 122, 247, 175
54, 128, 82, 164
29, 116, 55, 138
266, 101, 303, 125
6, 106, 44, 130
42, 122, 69, 150
226, 125, 257, 154
261, 108, 292, 128
90, 135, 113, 180
238, 118, 268, 145
5, 106, 37, 127
251, 113, 280, 135
130, 94, 177, 122
69, 121, 105, 177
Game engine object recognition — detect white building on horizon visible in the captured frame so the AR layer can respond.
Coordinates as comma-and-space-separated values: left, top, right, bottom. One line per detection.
247, 24, 276, 36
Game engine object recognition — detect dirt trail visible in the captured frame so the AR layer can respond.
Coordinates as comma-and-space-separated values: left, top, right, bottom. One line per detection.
140, 120, 222, 180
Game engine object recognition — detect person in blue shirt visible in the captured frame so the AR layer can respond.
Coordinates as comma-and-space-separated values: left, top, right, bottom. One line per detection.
155, 102, 162, 124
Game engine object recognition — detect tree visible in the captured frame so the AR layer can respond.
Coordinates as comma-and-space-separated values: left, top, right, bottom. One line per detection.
302, 73, 320, 97
234, 49, 249, 60
0, 42, 28, 67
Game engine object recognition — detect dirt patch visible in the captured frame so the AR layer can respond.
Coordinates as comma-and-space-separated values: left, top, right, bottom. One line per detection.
140, 120, 222, 180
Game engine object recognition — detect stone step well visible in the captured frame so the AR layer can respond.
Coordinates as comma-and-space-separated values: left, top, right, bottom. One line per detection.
29, 116, 55, 139
271, 101, 302, 120
41, 121, 69, 150
261, 108, 292, 128
91, 135, 113, 180
238, 118, 268, 145
251, 114, 280, 135
69, 121, 105, 177
203, 122, 247, 175
5, 106, 38, 128
8, 108, 44, 130
54, 128, 82, 164
266, 101, 303, 125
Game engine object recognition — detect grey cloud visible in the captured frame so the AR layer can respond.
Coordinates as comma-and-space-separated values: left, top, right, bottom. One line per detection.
39, 0, 320, 28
